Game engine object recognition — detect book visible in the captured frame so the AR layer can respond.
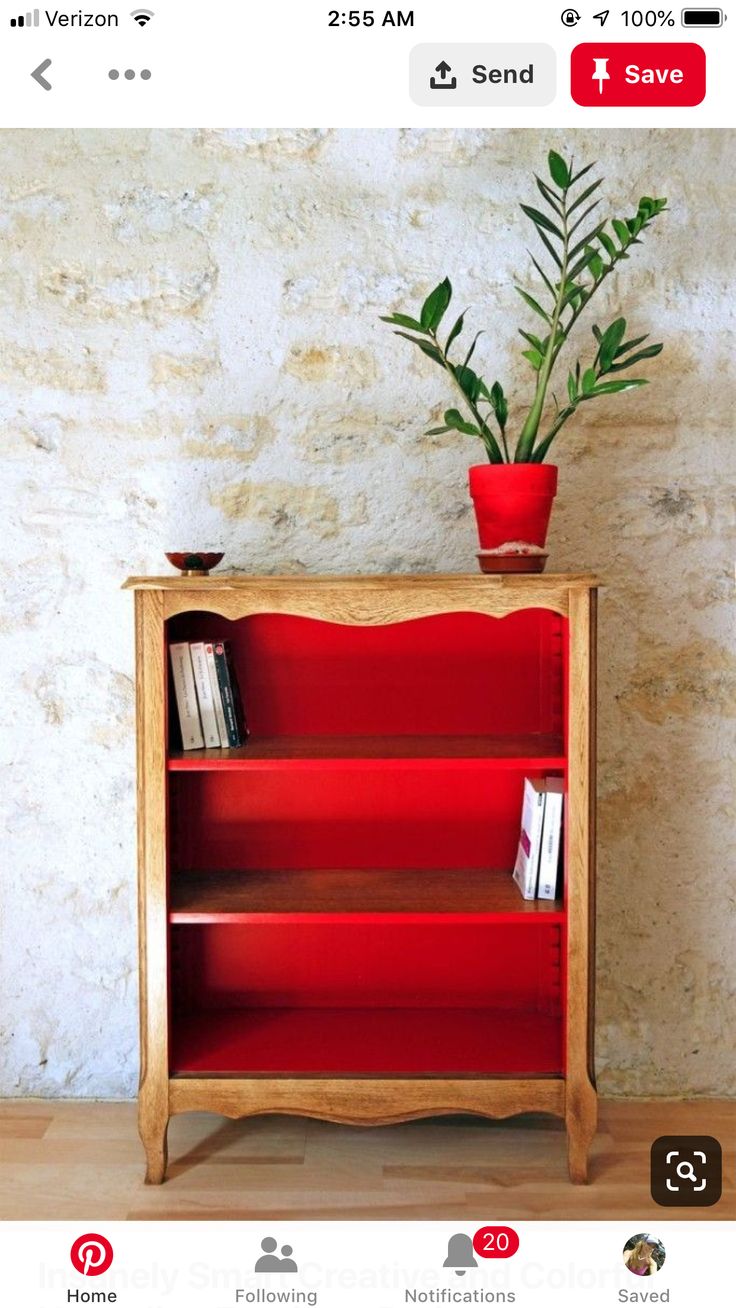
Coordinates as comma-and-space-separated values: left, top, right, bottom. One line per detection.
169, 642, 204, 750
190, 642, 221, 748
512, 778, 546, 901
212, 640, 247, 747
204, 641, 229, 747
537, 777, 564, 901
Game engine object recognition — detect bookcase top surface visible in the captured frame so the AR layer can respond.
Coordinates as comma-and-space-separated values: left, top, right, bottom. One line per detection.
123, 572, 599, 591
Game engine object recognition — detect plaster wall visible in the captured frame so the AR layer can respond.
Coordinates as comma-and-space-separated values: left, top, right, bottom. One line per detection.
1, 128, 734, 1096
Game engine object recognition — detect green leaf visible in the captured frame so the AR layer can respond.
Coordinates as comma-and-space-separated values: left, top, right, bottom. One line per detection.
445, 311, 465, 354
567, 249, 597, 281
589, 252, 604, 280
529, 253, 556, 299
515, 286, 552, 324
569, 160, 596, 186
534, 225, 563, 269
463, 331, 483, 368
590, 379, 648, 395
520, 204, 564, 240
598, 317, 627, 370
612, 218, 630, 247
614, 334, 648, 357
548, 150, 571, 190
592, 325, 602, 343
394, 331, 444, 366
607, 343, 663, 372
519, 329, 545, 352
567, 371, 578, 403
490, 381, 509, 431
536, 176, 564, 216
380, 313, 426, 333
569, 220, 607, 261
444, 408, 481, 437
452, 364, 483, 403
420, 278, 452, 332
582, 368, 597, 396
425, 425, 452, 436
522, 348, 544, 370
568, 177, 602, 215
569, 199, 601, 237
598, 230, 617, 260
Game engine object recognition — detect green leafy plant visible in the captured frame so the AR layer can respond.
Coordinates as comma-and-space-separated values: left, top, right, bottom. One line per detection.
381, 151, 667, 464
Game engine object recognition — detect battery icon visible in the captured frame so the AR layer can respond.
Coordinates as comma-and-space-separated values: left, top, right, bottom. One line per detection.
681, 7, 724, 23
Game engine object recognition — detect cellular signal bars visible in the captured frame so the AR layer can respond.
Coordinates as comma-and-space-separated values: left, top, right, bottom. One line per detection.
10, 9, 40, 24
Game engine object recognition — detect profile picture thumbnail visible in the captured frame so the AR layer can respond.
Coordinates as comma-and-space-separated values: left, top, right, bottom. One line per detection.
623, 1233, 666, 1277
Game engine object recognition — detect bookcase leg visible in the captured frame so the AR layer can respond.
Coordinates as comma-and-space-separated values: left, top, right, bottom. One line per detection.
140, 1107, 169, 1185
566, 1084, 597, 1184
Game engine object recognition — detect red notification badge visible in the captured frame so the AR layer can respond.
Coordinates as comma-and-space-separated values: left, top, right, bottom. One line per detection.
473, 1226, 520, 1259
571, 43, 706, 106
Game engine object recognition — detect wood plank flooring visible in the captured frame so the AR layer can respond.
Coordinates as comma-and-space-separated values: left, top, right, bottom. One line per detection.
0, 1099, 732, 1220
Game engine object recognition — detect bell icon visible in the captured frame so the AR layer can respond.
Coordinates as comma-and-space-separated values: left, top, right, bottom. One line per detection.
443, 1233, 477, 1277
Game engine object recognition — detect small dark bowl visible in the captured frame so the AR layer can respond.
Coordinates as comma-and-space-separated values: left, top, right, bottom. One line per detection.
165, 551, 224, 576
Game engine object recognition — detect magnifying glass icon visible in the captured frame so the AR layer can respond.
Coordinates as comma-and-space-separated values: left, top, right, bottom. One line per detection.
676, 1160, 698, 1183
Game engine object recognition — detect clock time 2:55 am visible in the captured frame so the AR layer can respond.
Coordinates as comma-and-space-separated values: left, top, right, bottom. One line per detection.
328, 9, 414, 25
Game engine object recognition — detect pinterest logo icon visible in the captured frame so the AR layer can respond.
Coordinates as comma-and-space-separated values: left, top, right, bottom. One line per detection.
70, 1234, 114, 1277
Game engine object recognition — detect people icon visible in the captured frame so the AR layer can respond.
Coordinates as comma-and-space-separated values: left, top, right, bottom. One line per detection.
255, 1237, 298, 1274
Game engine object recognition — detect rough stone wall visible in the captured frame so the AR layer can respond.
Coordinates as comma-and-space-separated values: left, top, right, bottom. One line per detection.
1, 128, 734, 1097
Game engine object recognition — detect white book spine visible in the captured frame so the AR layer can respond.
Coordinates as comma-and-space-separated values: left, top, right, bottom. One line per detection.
169, 643, 204, 750
538, 782, 564, 900
512, 780, 546, 901
204, 641, 228, 747
190, 641, 221, 748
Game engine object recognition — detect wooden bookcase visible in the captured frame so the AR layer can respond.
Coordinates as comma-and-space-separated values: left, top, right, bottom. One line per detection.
124, 573, 598, 1184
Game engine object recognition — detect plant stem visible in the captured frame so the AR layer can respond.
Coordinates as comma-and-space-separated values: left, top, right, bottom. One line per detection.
515, 196, 570, 461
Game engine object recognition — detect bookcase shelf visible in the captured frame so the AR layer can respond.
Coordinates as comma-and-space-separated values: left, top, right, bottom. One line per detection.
168, 733, 566, 770
126, 573, 597, 1184
169, 868, 566, 922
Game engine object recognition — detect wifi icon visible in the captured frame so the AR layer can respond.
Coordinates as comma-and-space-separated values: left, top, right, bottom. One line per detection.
131, 7, 153, 25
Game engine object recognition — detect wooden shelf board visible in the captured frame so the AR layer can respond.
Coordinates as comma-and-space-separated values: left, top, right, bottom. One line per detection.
170, 1007, 563, 1077
169, 868, 564, 922
168, 733, 566, 771
124, 571, 599, 591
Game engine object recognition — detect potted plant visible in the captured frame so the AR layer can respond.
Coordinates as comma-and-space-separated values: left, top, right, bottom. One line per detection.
382, 151, 667, 571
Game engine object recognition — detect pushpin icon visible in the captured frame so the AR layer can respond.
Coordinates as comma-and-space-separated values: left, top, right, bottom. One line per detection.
592, 57, 610, 94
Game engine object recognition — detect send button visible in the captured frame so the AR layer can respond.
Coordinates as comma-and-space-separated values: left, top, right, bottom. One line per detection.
410, 44, 556, 107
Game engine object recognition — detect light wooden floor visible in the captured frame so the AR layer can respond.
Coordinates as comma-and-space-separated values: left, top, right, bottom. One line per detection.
0, 1099, 732, 1220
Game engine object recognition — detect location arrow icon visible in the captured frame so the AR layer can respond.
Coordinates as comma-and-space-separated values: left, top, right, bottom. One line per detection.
31, 58, 52, 90
593, 8, 610, 22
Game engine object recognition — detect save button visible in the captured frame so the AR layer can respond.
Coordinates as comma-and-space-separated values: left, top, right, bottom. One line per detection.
571, 43, 706, 107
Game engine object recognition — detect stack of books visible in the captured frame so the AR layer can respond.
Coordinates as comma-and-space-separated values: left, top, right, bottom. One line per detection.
512, 777, 564, 901
169, 640, 247, 750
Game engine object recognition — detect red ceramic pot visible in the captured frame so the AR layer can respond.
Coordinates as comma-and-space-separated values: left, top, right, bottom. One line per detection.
469, 464, 558, 555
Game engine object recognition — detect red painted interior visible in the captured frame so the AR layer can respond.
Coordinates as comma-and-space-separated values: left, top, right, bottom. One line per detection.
170, 1009, 563, 1077
170, 765, 562, 870
166, 609, 569, 1079
172, 920, 563, 1009
167, 609, 564, 740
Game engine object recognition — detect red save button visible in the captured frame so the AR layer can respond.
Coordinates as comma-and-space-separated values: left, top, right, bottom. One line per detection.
571, 43, 705, 106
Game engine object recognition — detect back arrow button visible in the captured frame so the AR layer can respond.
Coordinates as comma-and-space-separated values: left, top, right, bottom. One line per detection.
31, 59, 53, 90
